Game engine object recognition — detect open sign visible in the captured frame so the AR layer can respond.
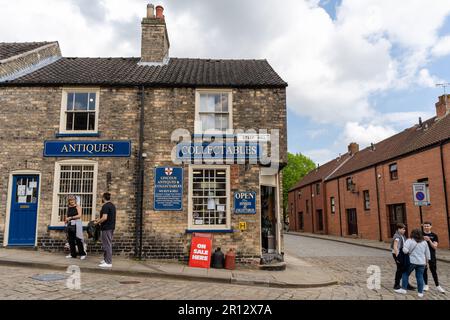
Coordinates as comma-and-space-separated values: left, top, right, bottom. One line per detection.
234, 191, 256, 214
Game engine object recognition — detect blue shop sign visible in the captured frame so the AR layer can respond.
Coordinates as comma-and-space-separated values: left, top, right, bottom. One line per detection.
154, 167, 183, 211
234, 191, 256, 214
176, 142, 260, 160
44, 141, 131, 157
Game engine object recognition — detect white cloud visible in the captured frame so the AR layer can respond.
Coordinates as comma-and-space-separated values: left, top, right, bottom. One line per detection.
1, 0, 450, 164
302, 148, 335, 166
432, 35, 450, 57
341, 122, 397, 147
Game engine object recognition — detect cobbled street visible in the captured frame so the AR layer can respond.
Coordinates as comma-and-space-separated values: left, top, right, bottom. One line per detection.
0, 234, 448, 300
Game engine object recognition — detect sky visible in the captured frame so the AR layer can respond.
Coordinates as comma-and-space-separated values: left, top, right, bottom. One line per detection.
1, 0, 450, 165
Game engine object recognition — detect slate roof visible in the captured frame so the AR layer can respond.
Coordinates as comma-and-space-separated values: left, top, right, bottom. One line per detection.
0, 42, 56, 61
290, 113, 450, 190
0, 57, 288, 88
289, 153, 352, 191
327, 115, 450, 180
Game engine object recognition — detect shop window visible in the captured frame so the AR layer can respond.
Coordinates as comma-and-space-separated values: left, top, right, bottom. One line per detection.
389, 163, 398, 180
60, 89, 99, 133
188, 166, 230, 230
363, 190, 370, 211
330, 197, 336, 214
51, 161, 97, 226
195, 90, 232, 134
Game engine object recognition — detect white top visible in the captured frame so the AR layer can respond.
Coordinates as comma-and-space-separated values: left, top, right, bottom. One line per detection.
402, 239, 430, 265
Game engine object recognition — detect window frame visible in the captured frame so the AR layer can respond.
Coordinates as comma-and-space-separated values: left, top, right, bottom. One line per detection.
59, 88, 100, 134
188, 165, 231, 230
346, 177, 353, 191
315, 183, 320, 195
389, 163, 398, 181
330, 196, 336, 214
363, 190, 370, 211
51, 160, 98, 227
194, 89, 233, 135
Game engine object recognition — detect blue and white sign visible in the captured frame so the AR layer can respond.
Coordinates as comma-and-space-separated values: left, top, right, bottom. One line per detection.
176, 142, 261, 160
154, 167, 183, 211
44, 141, 131, 157
234, 191, 256, 214
413, 183, 430, 206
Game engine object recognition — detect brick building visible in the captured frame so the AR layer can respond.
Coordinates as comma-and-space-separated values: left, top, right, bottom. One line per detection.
0, 5, 288, 266
289, 97, 450, 249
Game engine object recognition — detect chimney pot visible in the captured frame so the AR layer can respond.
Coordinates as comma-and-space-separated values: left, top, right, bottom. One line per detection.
147, 4, 155, 18
436, 94, 450, 119
348, 142, 359, 155
156, 5, 164, 19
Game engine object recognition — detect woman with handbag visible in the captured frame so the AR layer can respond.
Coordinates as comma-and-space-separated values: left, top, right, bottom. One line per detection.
395, 228, 430, 298
65, 195, 87, 260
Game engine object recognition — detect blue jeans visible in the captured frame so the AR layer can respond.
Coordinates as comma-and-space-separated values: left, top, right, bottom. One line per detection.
402, 264, 425, 293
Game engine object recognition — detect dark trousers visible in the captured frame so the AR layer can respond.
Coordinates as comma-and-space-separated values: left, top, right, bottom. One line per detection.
68, 229, 86, 258
392, 253, 403, 287
424, 259, 439, 286
101, 229, 114, 264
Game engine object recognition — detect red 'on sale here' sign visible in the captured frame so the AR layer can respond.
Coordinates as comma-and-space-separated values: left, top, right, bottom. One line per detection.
188, 236, 212, 269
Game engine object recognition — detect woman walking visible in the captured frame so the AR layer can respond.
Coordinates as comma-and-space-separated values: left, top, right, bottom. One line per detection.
395, 229, 430, 298
65, 195, 87, 260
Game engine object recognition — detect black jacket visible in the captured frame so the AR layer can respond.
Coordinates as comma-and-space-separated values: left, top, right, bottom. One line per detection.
87, 221, 101, 242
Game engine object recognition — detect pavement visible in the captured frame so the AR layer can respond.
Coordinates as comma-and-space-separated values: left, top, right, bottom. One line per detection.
0, 247, 338, 289
286, 231, 450, 263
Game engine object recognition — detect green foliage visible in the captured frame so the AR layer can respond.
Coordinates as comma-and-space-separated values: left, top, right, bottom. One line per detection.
282, 152, 316, 221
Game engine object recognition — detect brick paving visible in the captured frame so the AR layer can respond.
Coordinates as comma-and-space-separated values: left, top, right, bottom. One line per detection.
0, 234, 448, 300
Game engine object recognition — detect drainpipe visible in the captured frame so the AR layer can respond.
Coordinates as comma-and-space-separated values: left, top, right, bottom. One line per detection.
374, 165, 382, 241
440, 142, 450, 244
135, 86, 145, 260
310, 184, 315, 233
337, 178, 343, 237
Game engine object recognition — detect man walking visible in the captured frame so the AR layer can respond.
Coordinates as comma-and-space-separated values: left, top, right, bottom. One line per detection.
95, 192, 116, 268
423, 221, 445, 293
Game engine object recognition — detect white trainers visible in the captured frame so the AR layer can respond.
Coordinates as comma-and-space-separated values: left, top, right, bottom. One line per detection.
98, 262, 112, 268
66, 255, 74, 259
424, 285, 429, 291
418, 293, 424, 298
80, 255, 87, 260
394, 288, 407, 294
100, 260, 105, 264
437, 286, 446, 293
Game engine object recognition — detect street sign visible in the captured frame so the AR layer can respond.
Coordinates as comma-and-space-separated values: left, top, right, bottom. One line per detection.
413, 183, 429, 206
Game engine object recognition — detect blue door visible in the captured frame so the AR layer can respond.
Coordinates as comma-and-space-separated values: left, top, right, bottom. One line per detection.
8, 175, 39, 246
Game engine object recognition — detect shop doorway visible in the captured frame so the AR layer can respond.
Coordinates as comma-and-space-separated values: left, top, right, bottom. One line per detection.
261, 185, 277, 254
347, 208, 358, 235
298, 212, 304, 231
7, 175, 40, 246
388, 204, 407, 237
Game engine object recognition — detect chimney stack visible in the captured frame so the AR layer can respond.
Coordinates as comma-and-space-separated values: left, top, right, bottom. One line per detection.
348, 142, 359, 155
140, 4, 170, 65
435, 94, 450, 119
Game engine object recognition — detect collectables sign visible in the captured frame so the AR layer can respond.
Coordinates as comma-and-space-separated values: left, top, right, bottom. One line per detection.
188, 236, 212, 269
154, 167, 183, 211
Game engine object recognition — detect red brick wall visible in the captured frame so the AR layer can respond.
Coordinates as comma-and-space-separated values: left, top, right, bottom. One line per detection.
290, 143, 450, 248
